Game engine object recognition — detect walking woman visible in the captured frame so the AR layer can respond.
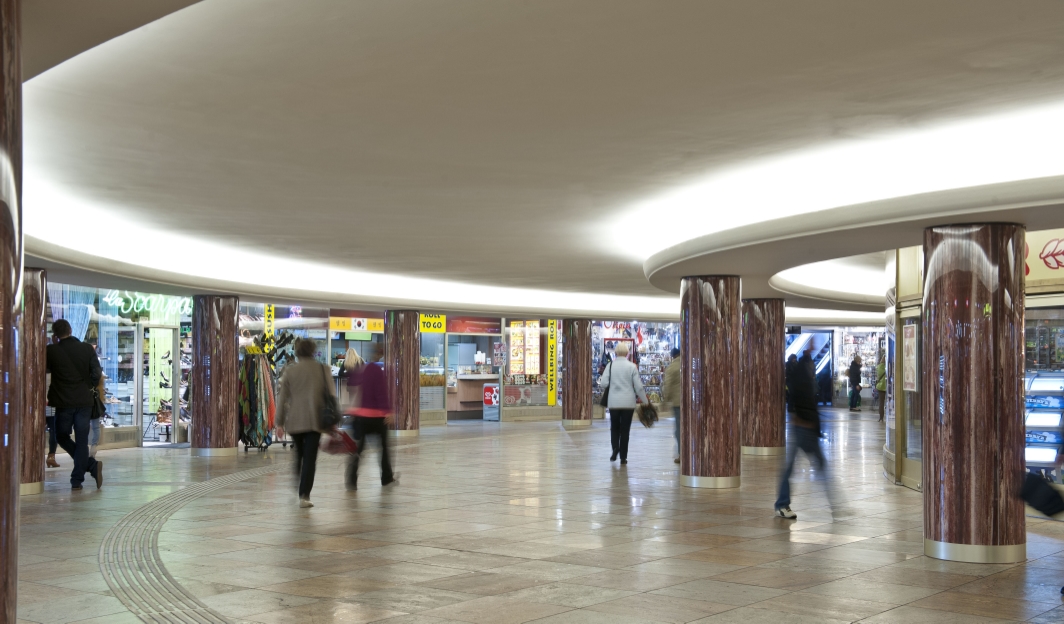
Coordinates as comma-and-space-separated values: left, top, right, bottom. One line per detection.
347, 343, 397, 489
275, 338, 335, 508
600, 342, 647, 465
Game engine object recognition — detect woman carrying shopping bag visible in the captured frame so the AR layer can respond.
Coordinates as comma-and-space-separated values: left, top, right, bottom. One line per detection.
600, 342, 647, 465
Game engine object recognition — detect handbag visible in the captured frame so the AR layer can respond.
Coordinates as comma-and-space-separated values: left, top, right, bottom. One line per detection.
637, 402, 659, 428
319, 364, 341, 430
598, 361, 612, 407
320, 429, 359, 455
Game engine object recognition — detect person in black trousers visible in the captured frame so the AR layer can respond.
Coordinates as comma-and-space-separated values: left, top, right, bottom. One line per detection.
275, 338, 335, 508
46, 319, 103, 490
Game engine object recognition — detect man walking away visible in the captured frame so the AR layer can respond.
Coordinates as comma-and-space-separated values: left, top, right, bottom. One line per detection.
775, 348, 833, 520
662, 348, 682, 464
46, 319, 103, 490
848, 355, 863, 411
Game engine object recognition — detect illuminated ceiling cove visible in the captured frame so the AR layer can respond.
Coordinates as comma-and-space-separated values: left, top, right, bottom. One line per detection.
22, 1, 1064, 320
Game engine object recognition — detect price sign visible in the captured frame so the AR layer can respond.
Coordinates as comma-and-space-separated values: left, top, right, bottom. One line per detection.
419, 314, 446, 333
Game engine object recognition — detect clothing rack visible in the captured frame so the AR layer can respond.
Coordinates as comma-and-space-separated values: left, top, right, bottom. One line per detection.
239, 345, 277, 452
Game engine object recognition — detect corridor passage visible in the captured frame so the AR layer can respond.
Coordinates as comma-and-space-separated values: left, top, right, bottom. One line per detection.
17, 412, 1064, 623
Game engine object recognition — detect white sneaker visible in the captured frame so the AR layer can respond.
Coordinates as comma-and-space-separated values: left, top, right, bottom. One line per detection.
776, 506, 797, 519
299, 498, 314, 508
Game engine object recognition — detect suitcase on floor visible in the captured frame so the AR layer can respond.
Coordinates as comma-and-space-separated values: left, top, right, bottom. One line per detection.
1021, 472, 1064, 517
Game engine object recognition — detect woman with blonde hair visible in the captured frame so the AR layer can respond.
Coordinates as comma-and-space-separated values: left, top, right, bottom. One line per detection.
339, 347, 364, 408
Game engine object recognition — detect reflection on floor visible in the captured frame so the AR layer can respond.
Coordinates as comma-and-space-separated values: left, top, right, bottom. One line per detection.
17, 408, 1064, 623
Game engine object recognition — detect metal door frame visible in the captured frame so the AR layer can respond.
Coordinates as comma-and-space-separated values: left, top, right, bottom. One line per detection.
135, 323, 181, 447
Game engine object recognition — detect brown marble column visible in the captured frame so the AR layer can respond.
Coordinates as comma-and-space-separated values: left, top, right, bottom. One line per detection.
562, 319, 592, 428
190, 295, 240, 456
386, 310, 419, 436
923, 224, 1026, 563
0, 0, 21, 619
741, 299, 786, 455
20, 268, 45, 494
680, 276, 741, 488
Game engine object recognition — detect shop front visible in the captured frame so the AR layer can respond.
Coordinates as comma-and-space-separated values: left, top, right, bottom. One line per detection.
502, 319, 562, 421
47, 285, 194, 449
591, 321, 681, 412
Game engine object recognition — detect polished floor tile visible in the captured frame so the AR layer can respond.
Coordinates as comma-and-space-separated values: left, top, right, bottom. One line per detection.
16, 411, 1064, 623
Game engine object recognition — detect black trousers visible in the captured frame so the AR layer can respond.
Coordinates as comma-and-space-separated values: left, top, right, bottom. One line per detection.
291, 431, 321, 499
348, 417, 393, 487
46, 415, 57, 454
54, 407, 98, 486
609, 408, 635, 460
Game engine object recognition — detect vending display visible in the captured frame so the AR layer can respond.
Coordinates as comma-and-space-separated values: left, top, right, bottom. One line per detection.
1025, 372, 1064, 479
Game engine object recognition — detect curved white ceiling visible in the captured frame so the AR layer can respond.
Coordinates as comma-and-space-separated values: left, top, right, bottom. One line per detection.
22, 0, 1064, 320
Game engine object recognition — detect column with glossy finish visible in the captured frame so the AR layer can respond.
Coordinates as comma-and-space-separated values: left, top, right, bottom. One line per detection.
741, 298, 786, 455
680, 276, 741, 488
0, 0, 20, 618
562, 319, 592, 428
923, 224, 1026, 563
20, 268, 45, 494
190, 295, 239, 456
386, 310, 419, 436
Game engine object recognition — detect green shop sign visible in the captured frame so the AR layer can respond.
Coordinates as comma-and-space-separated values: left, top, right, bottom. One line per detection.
101, 290, 193, 316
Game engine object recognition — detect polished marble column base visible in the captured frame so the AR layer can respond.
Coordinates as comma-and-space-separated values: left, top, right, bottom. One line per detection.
742, 445, 785, 456
19, 482, 42, 496
924, 539, 1026, 564
190, 447, 238, 457
389, 429, 419, 437
680, 475, 740, 489
562, 420, 592, 429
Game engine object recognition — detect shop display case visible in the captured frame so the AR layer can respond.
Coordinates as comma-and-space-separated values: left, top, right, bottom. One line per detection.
1024, 307, 1064, 479
1026, 372, 1064, 480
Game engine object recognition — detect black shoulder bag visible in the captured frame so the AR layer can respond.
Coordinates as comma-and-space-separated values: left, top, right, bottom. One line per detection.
598, 361, 612, 407
319, 363, 340, 430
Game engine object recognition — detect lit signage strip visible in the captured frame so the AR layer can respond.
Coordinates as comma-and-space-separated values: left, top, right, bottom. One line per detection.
102, 290, 193, 316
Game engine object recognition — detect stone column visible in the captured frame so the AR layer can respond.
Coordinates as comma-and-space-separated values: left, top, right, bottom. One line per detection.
741, 298, 786, 455
923, 224, 1026, 563
680, 276, 741, 488
0, 0, 21, 618
386, 310, 419, 436
562, 319, 592, 428
190, 295, 239, 456
20, 268, 45, 494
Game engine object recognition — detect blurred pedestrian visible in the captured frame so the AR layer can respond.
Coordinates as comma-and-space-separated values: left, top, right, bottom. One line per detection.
347, 343, 397, 490
600, 342, 647, 466
775, 347, 833, 520
875, 355, 887, 422
662, 347, 682, 464
785, 354, 798, 413
275, 338, 335, 508
339, 347, 365, 408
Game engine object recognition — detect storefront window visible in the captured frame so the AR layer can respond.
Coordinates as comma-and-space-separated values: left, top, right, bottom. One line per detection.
1024, 307, 1064, 477
504, 320, 557, 407
591, 321, 680, 406
902, 318, 921, 461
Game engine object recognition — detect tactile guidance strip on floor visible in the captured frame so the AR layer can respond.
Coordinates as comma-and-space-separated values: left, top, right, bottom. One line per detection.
98, 463, 288, 623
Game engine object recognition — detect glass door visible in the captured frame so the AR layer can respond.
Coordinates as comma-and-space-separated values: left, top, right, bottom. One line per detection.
136, 324, 181, 446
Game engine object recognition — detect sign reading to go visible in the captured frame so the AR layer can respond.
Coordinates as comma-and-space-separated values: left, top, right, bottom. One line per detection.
419, 314, 446, 333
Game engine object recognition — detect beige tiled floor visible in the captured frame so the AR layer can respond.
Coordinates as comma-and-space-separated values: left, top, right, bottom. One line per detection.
16, 409, 1064, 623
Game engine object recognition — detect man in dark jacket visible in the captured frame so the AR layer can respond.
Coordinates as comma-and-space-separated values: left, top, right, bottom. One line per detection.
775, 347, 832, 520
848, 355, 863, 411
46, 319, 103, 490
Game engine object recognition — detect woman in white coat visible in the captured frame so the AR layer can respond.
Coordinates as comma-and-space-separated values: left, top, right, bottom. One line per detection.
599, 342, 647, 465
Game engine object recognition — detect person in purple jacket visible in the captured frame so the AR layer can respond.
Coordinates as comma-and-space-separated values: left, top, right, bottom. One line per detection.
346, 343, 397, 490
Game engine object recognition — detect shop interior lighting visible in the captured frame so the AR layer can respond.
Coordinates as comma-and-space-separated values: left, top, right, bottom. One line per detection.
616, 101, 1064, 261
1026, 411, 1062, 428
1031, 378, 1064, 393
1026, 447, 1058, 463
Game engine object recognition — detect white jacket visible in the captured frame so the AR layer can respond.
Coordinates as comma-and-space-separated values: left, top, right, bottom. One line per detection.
600, 357, 647, 409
